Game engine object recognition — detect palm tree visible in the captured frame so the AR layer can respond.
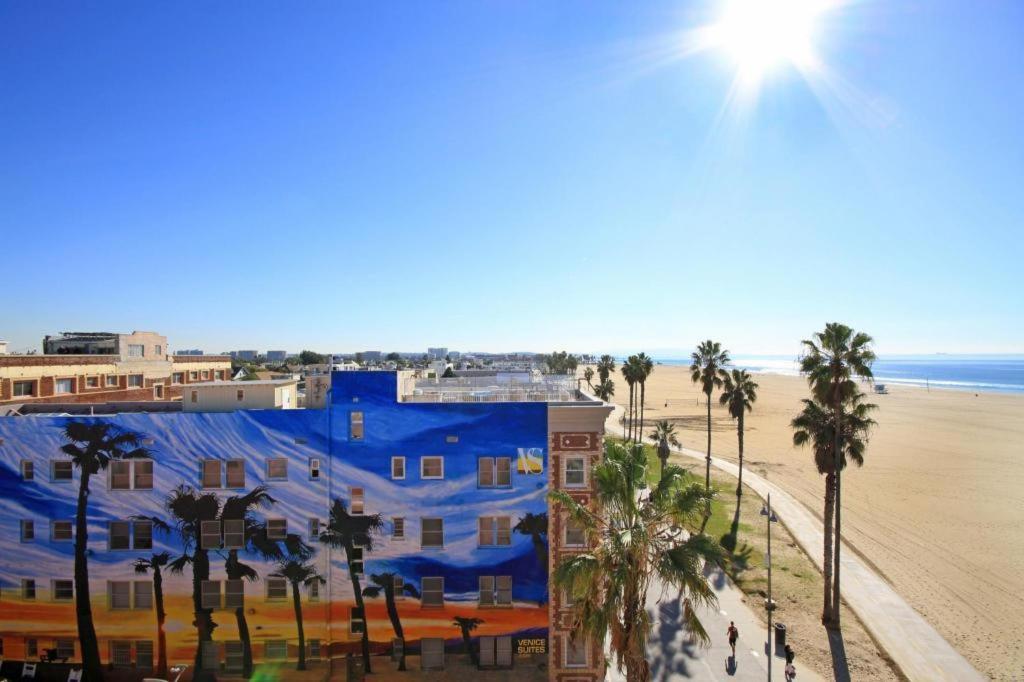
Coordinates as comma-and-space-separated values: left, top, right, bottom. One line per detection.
647, 420, 681, 481
792, 393, 876, 624
597, 355, 616, 384
270, 557, 326, 671
320, 497, 384, 673
593, 379, 615, 402
583, 366, 595, 389
362, 573, 420, 670
689, 341, 730, 495
635, 354, 654, 443
551, 441, 721, 682
131, 516, 172, 679
800, 323, 875, 626
719, 369, 759, 497
513, 512, 548, 575
60, 421, 151, 682
621, 355, 640, 442
166, 485, 222, 678
452, 616, 484, 665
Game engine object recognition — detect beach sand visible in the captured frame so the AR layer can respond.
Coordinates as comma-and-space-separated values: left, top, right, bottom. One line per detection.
602, 365, 1024, 680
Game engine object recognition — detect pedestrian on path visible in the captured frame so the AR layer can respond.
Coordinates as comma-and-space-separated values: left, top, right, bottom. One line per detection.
785, 661, 797, 680
727, 621, 739, 656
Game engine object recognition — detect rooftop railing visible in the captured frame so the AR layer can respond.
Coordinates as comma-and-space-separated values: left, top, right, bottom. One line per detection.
402, 375, 583, 403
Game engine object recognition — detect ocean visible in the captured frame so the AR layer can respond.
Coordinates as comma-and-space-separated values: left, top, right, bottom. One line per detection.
653, 354, 1024, 394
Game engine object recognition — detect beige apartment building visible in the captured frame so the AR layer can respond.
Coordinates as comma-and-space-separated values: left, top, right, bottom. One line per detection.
183, 378, 299, 412
0, 331, 232, 406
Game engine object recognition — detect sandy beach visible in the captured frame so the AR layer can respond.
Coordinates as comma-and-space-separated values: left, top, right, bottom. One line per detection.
602, 365, 1024, 680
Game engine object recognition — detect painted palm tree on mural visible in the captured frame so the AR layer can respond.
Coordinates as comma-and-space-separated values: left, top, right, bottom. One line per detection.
61, 420, 152, 682
647, 420, 681, 481
166, 485, 222, 679
130, 515, 172, 679
320, 497, 384, 673
270, 557, 326, 671
799, 322, 875, 626
362, 573, 421, 670
635, 353, 654, 443
452, 616, 485, 665
719, 369, 759, 497
792, 392, 876, 625
513, 512, 548, 577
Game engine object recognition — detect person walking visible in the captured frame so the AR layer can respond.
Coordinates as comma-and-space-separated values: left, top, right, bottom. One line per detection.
726, 621, 739, 656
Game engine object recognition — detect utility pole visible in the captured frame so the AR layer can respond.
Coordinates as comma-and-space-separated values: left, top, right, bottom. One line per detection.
762, 493, 778, 682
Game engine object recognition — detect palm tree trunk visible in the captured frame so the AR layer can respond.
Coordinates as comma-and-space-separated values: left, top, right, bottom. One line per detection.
346, 545, 372, 673
227, 551, 255, 677
822, 472, 836, 625
292, 581, 307, 670
736, 412, 744, 497
627, 383, 634, 442
154, 568, 168, 679
832, 399, 842, 628
530, 533, 548, 575
705, 392, 712, 490
460, 629, 476, 665
192, 549, 216, 676
638, 381, 646, 444
384, 589, 406, 670
74, 472, 103, 682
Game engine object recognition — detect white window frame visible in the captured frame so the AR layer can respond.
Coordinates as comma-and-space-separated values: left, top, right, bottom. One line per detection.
201, 580, 222, 610
478, 456, 512, 488
224, 579, 244, 609
564, 635, 588, 668
266, 458, 288, 481
22, 579, 37, 600
420, 456, 444, 480
20, 519, 34, 542
106, 374, 120, 388
21, 460, 34, 480
421, 517, 444, 548
223, 519, 245, 549
200, 520, 222, 549
51, 520, 73, 542
51, 460, 73, 482
110, 461, 132, 490
478, 516, 512, 547
421, 637, 445, 670
565, 519, 586, 548
13, 379, 36, 397
350, 487, 364, 515
134, 581, 154, 610
308, 518, 320, 542
201, 460, 222, 488
266, 577, 288, 601
564, 456, 586, 488
421, 577, 444, 608
266, 518, 287, 540
52, 579, 74, 602
55, 377, 75, 395
109, 581, 133, 610
109, 520, 132, 550
134, 459, 154, 489
225, 459, 245, 488
391, 456, 406, 480
54, 638, 76, 660
392, 517, 405, 540
128, 374, 144, 388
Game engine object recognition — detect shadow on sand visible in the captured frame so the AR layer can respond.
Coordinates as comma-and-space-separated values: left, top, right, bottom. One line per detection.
828, 628, 852, 682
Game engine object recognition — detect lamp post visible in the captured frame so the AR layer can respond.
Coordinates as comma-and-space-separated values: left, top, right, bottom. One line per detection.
761, 493, 779, 682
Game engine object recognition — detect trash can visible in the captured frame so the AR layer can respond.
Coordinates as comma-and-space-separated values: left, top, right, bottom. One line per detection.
774, 623, 787, 649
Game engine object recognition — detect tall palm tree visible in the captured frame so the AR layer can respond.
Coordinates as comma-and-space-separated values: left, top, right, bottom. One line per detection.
597, 355, 616, 384
635, 353, 654, 444
551, 441, 721, 682
583, 366, 595, 389
166, 485, 222, 678
513, 512, 548, 575
362, 573, 420, 670
647, 420, 681, 481
621, 355, 640, 442
593, 379, 615, 402
320, 497, 384, 673
270, 557, 326, 671
800, 323, 875, 626
452, 616, 484, 665
689, 341, 730, 495
719, 369, 759, 497
792, 393, 876, 625
131, 515, 172, 679
60, 421, 151, 682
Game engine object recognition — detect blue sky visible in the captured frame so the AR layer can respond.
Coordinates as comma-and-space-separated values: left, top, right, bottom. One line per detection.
2, 1, 1022, 356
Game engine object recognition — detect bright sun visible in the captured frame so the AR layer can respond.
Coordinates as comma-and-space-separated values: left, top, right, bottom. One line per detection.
707, 0, 829, 85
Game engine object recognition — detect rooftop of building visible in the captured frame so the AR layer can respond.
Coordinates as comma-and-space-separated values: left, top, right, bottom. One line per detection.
401, 373, 592, 404
189, 379, 299, 387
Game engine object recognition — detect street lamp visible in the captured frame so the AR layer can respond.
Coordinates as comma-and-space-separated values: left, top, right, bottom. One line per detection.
761, 494, 779, 682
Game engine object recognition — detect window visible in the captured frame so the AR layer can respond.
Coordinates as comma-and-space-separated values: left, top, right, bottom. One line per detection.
201, 460, 221, 488
52, 520, 73, 542
349, 546, 364, 574
201, 581, 221, 609
308, 639, 321, 660
421, 456, 444, 479
225, 641, 244, 672
86, 376, 100, 388
565, 456, 586, 487
134, 460, 154, 489
111, 641, 133, 667
265, 640, 287, 660
154, 384, 164, 399
154, 345, 162, 356
421, 577, 444, 608
200, 641, 220, 670
202, 370, 210, 380
20, 520, 34, 542
21, 460, 34, 480
224, 519, 245, 549
391, 456, 406, 480
110, 521, 131, 550
110, 581, 132, 610
565, 520, 586, 548
266, 458, 288, 480
54, 639, 75, 660
563, 589, 576, 608
224, 580, 244, 609
308, 580, 320, 602
134, 520, 153, 549
55, 378, 74, 394
392, 517, 405, 540
565, 636, 588, 667
445, 435, 459, 444
421, 518, 444, 548
13, 380, 35, 397
350, 411, 364, 441
22, 579, 37, 600
26, 638, 38, 658
479, 576, 512, 606
201, 520, 221, 549
266, 578, 288, 601
52, 460, 73, 482
189, 371, 199, 381
266, 518, 287, 539
136, 640, 154, 669
351, 487, 364, 514
308, 518, 320, 542
171, 372, 184, 385
421, 637, 445, 670
191, 390, 198, 403
309, 458, 322, 480
134, 581, 153, 609
226, 459, 245, 487
478, 516, 512, 546
478, 456, 512, 488
111, 461, 132, 489
236, 389, 244, 401
128, 374, 144, 388
53, 579, 74, 601
106, 375, 119, 387
479, 636, 513, 668
128, 344, 144, 357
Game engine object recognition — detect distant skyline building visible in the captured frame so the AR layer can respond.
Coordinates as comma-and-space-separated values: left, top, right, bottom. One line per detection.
176, 349, 204, 356
427, 347, 448, 360
361, 350, 382, 363
266, 350, 288, 362
233, 350, 259, 361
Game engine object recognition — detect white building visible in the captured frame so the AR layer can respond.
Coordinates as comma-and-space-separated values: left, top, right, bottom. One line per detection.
183, 379, 298, 412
